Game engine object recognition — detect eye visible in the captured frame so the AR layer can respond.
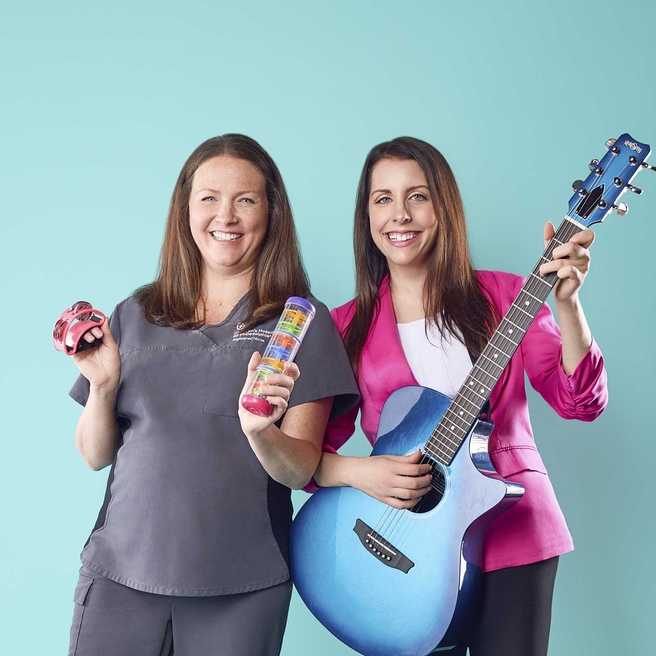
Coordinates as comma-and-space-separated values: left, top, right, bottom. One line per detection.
409, 193, 427, 201
374, 196, 392, 204
238, 197, 255, 204
202, 196, 216, 202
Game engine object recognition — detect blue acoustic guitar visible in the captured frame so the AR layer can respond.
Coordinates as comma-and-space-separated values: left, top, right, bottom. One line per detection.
290, 134, 653, 656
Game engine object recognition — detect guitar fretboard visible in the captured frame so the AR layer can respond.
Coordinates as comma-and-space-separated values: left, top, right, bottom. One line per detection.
423, 216, 585, 466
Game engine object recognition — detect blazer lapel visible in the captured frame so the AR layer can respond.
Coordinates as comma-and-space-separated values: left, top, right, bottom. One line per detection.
363, 276, 419, 402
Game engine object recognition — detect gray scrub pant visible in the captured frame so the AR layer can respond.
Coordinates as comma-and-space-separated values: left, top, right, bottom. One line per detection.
68, 566, 292, 656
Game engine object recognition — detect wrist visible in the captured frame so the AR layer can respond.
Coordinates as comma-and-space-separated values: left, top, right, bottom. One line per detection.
89, 380, 119, 397
340, 456, 362, 488
555, 294, 580, 313
314, 453, 358, 488
243, 422, 276, 442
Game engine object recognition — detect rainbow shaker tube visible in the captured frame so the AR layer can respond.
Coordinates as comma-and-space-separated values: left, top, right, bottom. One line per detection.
241, 297, 316, 417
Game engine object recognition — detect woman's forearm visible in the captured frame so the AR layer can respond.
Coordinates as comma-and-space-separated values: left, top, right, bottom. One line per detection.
313, 452, 360, 488
554, 296, 593, 375
313, 449, 433, 509
245, 425, 322, 489
242, 397, 333, 490
75, 384, 121, 471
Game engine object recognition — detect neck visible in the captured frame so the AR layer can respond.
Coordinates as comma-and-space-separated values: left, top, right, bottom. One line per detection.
388, 263, 428, 323
200, 265, 254, 324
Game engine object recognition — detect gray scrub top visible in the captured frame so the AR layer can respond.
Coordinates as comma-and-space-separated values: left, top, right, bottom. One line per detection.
70, 294, 359, 596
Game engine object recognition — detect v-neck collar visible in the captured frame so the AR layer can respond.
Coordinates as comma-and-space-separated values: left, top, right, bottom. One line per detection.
197, 292, 250, 331
193, 292, 250, 348
365, 276, 420, 398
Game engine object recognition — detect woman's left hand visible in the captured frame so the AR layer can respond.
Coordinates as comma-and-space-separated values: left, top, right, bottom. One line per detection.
238, 352, 300, 437
539, 221, 595, 303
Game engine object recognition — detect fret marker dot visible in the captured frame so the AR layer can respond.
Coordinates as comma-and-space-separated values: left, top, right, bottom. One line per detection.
525, 301, 530, 306
509, 329, 513, 334
493, 353, 498, 358
451, 425, 455, 431
480, 388, 485, 393
459, 410, 464, 415
469, 381, 474, 386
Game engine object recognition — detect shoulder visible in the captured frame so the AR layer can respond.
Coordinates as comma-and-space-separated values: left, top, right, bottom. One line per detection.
476, 269, 525, 305
329, 298, 357, 335
109, 295, 166, 348
113, 295, 145, 322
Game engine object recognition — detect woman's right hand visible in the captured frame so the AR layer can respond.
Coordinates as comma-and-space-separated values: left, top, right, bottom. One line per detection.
71, 323, 121, 389
352, 450, 433, 509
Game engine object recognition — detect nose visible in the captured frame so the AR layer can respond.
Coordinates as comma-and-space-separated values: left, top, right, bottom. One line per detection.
393, 201, 411, 224
212, 199, 238, 225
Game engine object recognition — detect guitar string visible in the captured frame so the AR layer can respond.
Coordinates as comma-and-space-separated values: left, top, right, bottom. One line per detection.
367, 157, 631, 552
378, 214, 587, 549
372, 217, 579, 548
389, 215, 576, 544
387, 215, 583, 549
369, 152, 641, 564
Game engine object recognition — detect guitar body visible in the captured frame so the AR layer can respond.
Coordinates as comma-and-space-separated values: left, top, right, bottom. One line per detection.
291, 386, 524, 656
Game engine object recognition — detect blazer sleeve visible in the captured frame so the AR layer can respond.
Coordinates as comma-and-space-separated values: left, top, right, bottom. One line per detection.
515, 274, 608, 421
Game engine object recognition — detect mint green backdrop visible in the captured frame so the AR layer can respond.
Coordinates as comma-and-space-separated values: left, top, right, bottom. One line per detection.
1, 1, 654, 654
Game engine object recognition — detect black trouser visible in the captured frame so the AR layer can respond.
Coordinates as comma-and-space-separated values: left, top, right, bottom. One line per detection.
447, 556, 559, 656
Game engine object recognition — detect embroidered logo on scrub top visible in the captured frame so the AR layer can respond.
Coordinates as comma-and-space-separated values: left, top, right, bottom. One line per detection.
232, 328, 273, 344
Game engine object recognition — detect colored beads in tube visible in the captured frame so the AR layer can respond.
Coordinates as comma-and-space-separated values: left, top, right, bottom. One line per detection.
241, 297, 316, 416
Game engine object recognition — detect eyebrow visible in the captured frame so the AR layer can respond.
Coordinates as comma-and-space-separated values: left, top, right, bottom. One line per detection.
370, 184, 430, 197
195, 188, 261, 196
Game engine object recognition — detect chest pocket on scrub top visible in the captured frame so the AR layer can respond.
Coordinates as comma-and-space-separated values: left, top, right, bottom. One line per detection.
203, 346, 253, 417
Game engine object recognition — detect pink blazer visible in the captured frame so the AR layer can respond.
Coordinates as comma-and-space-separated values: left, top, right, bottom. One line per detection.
315, 270, 608, 572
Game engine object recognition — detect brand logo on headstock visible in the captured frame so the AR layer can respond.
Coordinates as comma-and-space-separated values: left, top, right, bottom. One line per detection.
624, 139, 642, 153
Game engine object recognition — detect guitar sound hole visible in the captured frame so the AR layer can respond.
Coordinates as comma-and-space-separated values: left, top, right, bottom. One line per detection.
409, 465, 446, 514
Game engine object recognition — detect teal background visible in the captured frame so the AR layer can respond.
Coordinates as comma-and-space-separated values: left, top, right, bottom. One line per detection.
1, 0, 654, 653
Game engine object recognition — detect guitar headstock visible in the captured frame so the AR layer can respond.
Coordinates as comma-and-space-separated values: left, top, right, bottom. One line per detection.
568, 133, 653, 227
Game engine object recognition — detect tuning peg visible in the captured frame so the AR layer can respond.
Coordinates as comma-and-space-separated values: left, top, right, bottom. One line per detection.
612, 202, 629, 216
572, 179, 584, 191
642, 162, 656, 172
605, 138, 621, 154
583, 161, 604, 175
627, 184, 643, 194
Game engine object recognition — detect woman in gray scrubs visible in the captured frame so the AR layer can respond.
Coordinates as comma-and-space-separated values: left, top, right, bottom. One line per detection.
67, 134, 359, 656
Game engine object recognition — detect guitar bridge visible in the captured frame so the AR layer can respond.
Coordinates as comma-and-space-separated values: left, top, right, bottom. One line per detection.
353, 519, 414, 573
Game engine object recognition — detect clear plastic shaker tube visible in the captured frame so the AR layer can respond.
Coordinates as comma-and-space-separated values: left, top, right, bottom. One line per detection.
241, 297, 316, 416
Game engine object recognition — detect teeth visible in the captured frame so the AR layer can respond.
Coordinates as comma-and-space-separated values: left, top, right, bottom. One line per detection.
211, 231, 242, 241
388, 232, 418, 242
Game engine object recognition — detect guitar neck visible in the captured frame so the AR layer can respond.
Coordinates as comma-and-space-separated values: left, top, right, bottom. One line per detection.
423, 216, 585, 466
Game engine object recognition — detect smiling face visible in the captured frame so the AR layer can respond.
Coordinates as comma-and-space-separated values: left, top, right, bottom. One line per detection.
368, 158, 439, 275
189, 155, 269, 279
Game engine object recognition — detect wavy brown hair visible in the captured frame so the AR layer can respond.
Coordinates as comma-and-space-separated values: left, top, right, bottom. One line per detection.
344, 136, 499, 372
135, 134, 310, 329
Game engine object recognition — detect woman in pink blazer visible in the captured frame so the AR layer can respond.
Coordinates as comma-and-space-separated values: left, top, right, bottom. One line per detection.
311, 137, 607, 656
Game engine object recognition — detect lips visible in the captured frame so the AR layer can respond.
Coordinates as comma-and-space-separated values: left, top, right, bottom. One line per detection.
210, 231, 243, 242
386, 231, 419, 246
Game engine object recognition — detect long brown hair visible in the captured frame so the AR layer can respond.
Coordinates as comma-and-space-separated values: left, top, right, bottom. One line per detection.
344, 136, 498, 372
135, 134, 310, 329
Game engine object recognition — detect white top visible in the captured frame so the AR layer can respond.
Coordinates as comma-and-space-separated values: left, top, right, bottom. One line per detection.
396, 318, 472, 398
